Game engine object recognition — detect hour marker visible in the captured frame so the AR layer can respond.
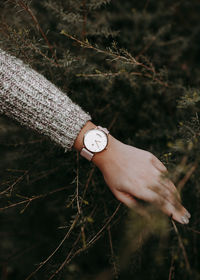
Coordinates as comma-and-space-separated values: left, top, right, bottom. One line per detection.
96, 133, 102, 138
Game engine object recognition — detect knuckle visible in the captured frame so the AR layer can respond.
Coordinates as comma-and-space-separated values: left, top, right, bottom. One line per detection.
112, 190, 122, 200
146, 151, 154, 160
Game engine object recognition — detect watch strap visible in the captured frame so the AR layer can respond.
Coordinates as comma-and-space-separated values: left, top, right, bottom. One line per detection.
80, 147, 94, 161
97, 126, 109, 135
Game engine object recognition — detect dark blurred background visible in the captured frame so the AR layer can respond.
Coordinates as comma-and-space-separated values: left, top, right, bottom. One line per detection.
1, 0, 200, 279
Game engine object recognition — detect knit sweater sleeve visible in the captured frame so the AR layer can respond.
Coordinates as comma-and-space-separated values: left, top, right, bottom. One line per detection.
0, 48, 92, 152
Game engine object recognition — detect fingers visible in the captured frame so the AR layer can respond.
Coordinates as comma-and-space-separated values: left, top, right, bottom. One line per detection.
128, 183, 190, 224
152, 168, 182, 203
154, 169, 185, 215
114, 190, 152, 219
148, 183, 180, 209
151, 156, 182, 203
151, 155, 167, 172
151, 192, 191, 224
150, 154, 180, 198
159, 178, 181, 202
114, 180, 191, 224
155, 174, 191, 224
114, 191, 138, 209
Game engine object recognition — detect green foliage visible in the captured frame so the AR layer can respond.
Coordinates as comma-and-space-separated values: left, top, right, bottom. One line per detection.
1, 0, 200, 279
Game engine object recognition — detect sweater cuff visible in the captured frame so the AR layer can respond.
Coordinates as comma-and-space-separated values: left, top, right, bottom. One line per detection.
0, 48, 92, 152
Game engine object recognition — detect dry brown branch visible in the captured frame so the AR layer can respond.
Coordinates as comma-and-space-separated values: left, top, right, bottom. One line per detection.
61, 31, 170, 88
25, 213, 80, 280
187, 227, 200, 235
82, 0, 87, 40
136, 35, 157, 59
81, 165, 96, 205
104, 203, 119, 278
62, 203, 121, 265
171, 220, 191, 273
0, 138, 44, 146
29, 43, 60, 67
76, 151, 81, 215
177, 162, 198, 192
168, 255, 175, 280
13, 0, 59, 66
0, 186, 71, 211
29, 166, 61, 184
0, 170, 29, 195
76, 71, 170, 87
0, 21, 30, 60
47, 232, 82, 280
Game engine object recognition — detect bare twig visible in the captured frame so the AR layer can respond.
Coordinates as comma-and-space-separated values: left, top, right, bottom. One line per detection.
76, 151, 81, 215
61, 31, 168, 82
104, 203, 119, 278
25, 213, 80, 280
177, 162, 198, 192
0, 170, 29, 195
171, 220, 191, 273
76, 71, 170, 87
0, 186, 71, 211
15, 0, 59, 66
63, 203, 121, 265
48, 232, 82, 280
82, 0, 87, 40
168, 255, 175, 280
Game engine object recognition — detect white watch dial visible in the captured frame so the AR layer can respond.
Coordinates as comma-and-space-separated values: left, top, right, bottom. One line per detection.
84, 129, 108, 153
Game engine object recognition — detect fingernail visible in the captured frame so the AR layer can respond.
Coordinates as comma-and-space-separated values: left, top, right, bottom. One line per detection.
181, 215, 189, 224
185, 210, 191, 219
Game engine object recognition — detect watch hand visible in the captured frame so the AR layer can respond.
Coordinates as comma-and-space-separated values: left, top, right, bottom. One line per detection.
95, 140, 101, 148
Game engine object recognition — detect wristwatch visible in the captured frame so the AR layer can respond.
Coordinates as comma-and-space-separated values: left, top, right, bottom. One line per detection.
80, 126, 109, 161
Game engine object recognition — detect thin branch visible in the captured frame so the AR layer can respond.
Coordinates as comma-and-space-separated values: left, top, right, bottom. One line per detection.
16, 0, 59, 66
171, 220, 191, 273
168, 255, 175, 280
48, 232, 82, 280
76, 71, 170, 87
104, 203, 119, 278
0, 170, 29, 195
25, 213, 80, 280
60, 31, 160, 75
187, 227, 200, 235
0, 186, 71, 211
63, 203, 121, 265
76, 151, 81, 215
82, 0, 87, 40
177, 162, 198, 192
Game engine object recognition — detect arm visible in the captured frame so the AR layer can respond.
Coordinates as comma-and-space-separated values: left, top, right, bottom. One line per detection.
0, 48, 91, 152
0, 49, 190, 224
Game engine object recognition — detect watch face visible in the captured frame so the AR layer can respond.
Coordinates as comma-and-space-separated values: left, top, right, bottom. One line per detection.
84, 129, 108, 153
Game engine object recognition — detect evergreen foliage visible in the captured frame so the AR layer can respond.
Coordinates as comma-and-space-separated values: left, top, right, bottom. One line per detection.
1, 0, 200, 279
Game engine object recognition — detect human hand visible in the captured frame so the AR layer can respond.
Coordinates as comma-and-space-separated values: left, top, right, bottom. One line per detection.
92, 135, 191, 225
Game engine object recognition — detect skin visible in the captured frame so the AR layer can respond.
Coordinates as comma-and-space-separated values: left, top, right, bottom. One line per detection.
73, 121, 191, 224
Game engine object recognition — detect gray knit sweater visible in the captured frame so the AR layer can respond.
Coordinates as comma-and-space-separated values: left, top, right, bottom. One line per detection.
0, 48, 92, 152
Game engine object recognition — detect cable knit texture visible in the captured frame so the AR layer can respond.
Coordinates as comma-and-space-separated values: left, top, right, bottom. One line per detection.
0, 48, 92, 152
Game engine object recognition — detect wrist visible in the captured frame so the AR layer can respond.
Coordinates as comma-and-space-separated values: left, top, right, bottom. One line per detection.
73, 120, 96, 152
73, 120, 118, 167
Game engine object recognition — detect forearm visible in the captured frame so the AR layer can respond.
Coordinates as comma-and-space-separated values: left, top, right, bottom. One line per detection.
0, 48, 91, 151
